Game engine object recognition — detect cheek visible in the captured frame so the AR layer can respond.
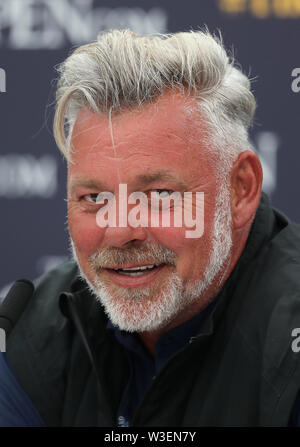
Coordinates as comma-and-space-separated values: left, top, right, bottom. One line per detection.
149, 227, 187, 252
149, 227, 206, 278
167, 213, 215, 281
68, 208, 104, 256
176, 237, 212, 280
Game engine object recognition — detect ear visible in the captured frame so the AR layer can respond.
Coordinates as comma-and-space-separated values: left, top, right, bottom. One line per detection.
230, 150, 263, 229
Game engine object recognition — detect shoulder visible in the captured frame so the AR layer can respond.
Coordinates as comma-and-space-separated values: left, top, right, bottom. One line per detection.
8, 259, 79, 343
33, 258, 79, 295
218, 207, 300, 425
235, 207, 300, 342
233, 213, 300, 421
5, 259, 80, 426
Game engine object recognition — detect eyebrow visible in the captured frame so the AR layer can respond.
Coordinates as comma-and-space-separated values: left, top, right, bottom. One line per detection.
70, 179, 107, 197
70, 171, 188, 196
133, 172, 188, 190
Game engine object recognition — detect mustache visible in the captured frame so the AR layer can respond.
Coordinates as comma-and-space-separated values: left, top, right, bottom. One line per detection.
89, 242, 177, 269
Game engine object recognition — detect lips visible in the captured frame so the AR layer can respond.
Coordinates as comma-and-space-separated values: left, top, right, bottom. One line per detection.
101, 263, 168, 288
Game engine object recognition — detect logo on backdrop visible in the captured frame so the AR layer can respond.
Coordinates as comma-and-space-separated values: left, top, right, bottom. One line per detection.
219, 0, 300, 18
0, 0, 167, 49
253, 131, 279, 197
0, 154, 58, 198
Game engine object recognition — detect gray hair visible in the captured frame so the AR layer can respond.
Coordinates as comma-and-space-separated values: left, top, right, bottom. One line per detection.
53, 29, 256, 173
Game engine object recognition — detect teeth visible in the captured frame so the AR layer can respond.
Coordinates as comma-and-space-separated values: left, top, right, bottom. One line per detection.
118, 270, 148, 276
111, 264, 162, 275
122, 265, 155, 271
113, 264, 159, 271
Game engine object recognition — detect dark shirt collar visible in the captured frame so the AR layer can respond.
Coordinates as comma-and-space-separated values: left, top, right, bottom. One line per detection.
107, 293, 221, 370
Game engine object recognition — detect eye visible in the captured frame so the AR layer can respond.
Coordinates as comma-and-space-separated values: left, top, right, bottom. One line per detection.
150, 190, 177, 211
83, 193, 106, 203
151, 189, 174, 198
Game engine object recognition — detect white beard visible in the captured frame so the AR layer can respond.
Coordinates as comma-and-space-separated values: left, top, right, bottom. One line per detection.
70, 186, 233, 332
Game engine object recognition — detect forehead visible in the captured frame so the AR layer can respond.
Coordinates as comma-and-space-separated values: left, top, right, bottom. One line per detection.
69, 91, 213, 182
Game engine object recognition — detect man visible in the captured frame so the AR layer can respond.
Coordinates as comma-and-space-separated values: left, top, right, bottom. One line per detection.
2, 29, 300, 426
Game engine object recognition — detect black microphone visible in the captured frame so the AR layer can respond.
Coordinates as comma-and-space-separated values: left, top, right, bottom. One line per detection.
0, 279, 34, 338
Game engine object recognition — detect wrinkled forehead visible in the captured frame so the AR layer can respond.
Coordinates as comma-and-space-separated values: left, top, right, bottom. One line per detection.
69, 90, 210, 162
67, 92, 219, 197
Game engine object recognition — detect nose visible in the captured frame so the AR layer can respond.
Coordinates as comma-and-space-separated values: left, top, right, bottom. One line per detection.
96, 188, 150, 248
102, 224, 148, 248
96, 184, 148, 248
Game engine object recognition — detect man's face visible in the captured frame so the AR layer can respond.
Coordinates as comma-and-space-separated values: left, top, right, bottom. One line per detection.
68, 92, 233, 332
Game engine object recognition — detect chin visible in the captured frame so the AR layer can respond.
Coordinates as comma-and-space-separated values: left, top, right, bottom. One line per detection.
87, 272, 186, 332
